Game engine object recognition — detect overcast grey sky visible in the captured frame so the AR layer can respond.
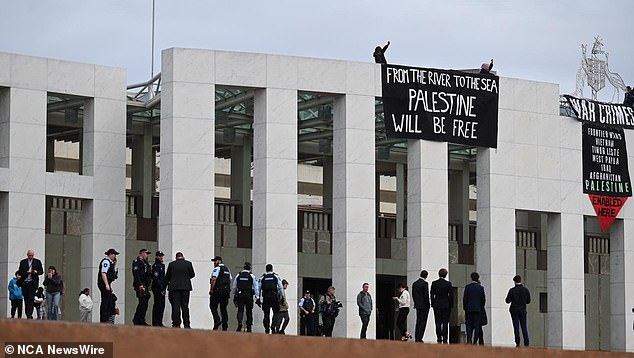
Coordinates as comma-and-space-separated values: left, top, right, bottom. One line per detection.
0, 0, 631, 102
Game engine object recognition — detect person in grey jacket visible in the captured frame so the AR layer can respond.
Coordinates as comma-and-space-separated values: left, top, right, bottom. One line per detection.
357, 282, 373, 339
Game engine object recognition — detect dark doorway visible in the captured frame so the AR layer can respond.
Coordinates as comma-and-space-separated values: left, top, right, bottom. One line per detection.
301, 277, 332, 336
376, 274, 407, 340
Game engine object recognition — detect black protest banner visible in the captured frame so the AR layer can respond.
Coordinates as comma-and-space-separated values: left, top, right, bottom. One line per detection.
565, 95, 634, 129
582, 122, 632, 197
381, 64, 499, 148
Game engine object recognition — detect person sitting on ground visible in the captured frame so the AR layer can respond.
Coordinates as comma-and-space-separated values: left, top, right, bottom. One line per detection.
480, 59, 494, 74
373, 41, 390, 64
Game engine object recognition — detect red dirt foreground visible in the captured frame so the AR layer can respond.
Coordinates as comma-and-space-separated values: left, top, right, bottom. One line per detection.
0, 320, 630, 358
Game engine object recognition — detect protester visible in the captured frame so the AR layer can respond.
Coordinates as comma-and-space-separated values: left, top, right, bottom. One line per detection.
480, 59, 494, 74
373, 41, 390, 64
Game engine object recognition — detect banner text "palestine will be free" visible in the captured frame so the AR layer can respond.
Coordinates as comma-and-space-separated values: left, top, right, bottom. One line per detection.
381, 64, 499, 148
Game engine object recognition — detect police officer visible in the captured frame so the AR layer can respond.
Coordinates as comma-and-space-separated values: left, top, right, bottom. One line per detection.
298, 289, 316, 336
132, 248, 152, 325
209, 255, 232, 330
97, 248, 119, 323
258, 263, 284, 334
232, 262, 258, 332
151, 250, 167, 326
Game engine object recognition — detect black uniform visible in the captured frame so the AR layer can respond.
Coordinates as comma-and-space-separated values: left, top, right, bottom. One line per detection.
132, 256, 152, 325
209, 264, 232, 330
151, 259, 166, 326
97, 257, 117, 323
259, 272, 282, 334
234, 270, 257, 332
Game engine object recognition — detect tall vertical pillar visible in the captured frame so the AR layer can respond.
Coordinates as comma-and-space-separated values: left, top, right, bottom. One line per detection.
322, 156, 333, 213
81, 95, 127, 322
547, 213, 585, 349
610, 218, 634, 352
230, 139, 252, 227
252, 88, 298, 334
131, 123, 153, 218
395, 163, 405, 239
0, 86, 47, 318
406, 140, 449, 342
331, 94, 376, 338
159, 49, 215, 328
461, 161, 470, 245
476, 147, 516, 346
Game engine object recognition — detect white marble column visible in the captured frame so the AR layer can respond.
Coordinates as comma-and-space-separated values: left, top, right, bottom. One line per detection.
131, 123, 154, 218
476, 147, 516, 346
331, 94, 376, 339
406, 139, 449, 342
396, 163, 405, 240
81, 95, 127, 323
252, 88, 298, 334
159, 48, 216, 328
547, 212, 585, 349
610, 218, 634, 352
0, 85, 47, 318
230, 140, 252, 227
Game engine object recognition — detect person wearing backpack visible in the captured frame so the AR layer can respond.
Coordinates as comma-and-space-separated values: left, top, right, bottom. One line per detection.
258, 263, 284, 334
232, 262, 258, 332
209, 256, 232, 330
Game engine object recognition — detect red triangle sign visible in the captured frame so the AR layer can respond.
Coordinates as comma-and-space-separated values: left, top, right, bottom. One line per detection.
588, 195, 628, 232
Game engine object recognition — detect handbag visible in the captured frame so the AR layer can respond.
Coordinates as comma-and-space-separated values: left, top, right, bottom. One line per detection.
480, 308, 488, 326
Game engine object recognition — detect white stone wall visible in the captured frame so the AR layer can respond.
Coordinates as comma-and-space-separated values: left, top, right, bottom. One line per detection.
0, 53, 127, 321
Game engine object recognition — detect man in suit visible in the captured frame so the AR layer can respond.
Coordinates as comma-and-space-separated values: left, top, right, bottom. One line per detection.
430, 268, 453, 344
463, 272, 486, 344
505, 275, 531, 347
165, 252, 195, 328
18, 249, 44, 319
412, 270, 431, 342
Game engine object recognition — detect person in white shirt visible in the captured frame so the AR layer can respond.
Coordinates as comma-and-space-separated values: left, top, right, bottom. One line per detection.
78, 288, 93, 322
392, 282, 412, 341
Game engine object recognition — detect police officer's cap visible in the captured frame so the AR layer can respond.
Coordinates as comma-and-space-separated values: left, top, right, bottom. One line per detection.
139, 248, 152, 255
104, 248, 120, 255
212, 255, 222, 262
304, 289, 310, 294
155, 250, 165, 257
243, 262, 251, 270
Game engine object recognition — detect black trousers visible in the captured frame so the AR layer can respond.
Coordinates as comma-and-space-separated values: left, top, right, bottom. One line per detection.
300, 314, 315, 336
396, 307, 410, 338
169, 290, 190, 328
152, 290, 165, 326
133, 288, 150, 324
262, 294, 280, 333
98, 285, 113, 323
465, 311, 482, 344
415, 307, 430, 342
10, 299, 23, 318
209, 291, 229, 330
236, 296, 254, 329
22, 282, 36, 319
433, 308, 451, 343
322, 313, 336, 336
359, 313, 370, 339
